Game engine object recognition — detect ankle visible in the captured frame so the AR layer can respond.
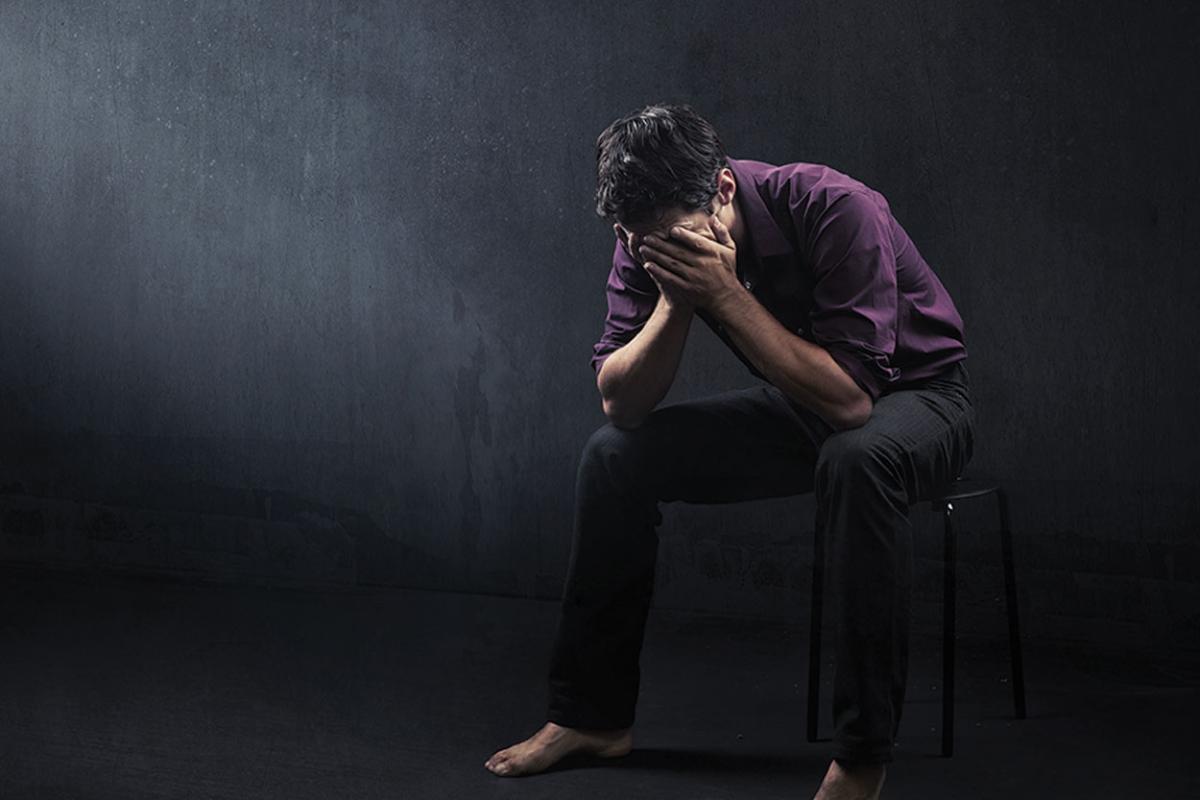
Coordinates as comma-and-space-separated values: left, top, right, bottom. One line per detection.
547, 721, 630, 735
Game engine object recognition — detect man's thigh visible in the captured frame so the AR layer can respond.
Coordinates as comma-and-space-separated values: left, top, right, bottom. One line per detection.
585, 383, 835, 505
818, 370, 976, 504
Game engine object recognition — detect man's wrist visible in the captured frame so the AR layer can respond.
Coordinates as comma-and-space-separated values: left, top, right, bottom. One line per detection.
709, 280, 751, 320
658, 292, 695, 316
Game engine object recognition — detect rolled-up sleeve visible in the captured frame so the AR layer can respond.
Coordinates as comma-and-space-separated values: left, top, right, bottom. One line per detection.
590, 238, 660, 375
799, 190, 901, 402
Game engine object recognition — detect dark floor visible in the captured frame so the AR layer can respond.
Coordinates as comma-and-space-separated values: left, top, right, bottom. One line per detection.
1, 563, 1197, 800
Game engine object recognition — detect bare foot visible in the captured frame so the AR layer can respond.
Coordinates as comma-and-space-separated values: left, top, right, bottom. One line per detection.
484, 721, 633, 777
812, 758, 887, 800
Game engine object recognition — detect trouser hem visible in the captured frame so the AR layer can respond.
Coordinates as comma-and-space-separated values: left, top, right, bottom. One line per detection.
831, 746, 895, 766
546, 701, 635, 731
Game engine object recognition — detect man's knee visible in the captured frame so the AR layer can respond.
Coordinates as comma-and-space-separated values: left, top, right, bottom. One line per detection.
816, 430, 902, 489
584, 420, 634, 457
580, 421, 645, 482
580, 409, 684, 490
578, 421, 669, 512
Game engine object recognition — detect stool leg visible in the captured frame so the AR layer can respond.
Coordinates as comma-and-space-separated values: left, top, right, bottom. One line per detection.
807, 517, 826, 743
997, 487, 1027, 719
942, 501, 956, 758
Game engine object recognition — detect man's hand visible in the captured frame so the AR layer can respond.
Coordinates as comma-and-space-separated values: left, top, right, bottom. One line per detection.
614, 222, 691, 310
637, 217, 741, 311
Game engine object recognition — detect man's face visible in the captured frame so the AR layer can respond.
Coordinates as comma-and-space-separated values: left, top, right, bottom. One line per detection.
613, 204, 718, 266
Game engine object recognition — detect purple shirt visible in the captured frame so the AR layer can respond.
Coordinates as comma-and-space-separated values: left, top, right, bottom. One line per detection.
590, 157, 968, 402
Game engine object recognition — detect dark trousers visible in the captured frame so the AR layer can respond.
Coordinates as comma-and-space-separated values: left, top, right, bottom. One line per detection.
545, 360, 975, 765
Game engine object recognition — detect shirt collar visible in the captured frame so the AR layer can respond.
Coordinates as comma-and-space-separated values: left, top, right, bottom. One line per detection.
726, 157, 795, 259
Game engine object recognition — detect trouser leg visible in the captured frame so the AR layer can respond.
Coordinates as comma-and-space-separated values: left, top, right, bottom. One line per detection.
816, 362, 976, 765
546, 384, 832, 730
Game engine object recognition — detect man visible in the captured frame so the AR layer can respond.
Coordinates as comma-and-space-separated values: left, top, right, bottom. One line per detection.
485, 104, 975, 800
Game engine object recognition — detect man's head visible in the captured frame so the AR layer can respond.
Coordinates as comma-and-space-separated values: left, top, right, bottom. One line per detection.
594, 103, 741, 263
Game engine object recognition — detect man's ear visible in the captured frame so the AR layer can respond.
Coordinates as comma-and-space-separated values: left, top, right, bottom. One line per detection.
716, 167, 736, 204
612, 223, 629, 246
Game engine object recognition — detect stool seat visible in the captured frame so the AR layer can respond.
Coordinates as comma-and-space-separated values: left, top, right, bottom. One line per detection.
927, 476, 999, 503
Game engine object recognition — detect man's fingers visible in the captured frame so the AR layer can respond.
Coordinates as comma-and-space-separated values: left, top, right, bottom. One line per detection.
644, 261, 685, 292
666, 225, 719, 254
641, 235, 696, 263
709, 217, 735, 247
639, 243, 692, 274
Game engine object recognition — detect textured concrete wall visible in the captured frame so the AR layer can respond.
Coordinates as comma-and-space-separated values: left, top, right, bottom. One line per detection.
1, 1, 1196, 652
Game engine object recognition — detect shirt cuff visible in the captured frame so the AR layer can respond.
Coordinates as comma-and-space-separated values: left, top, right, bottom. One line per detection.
823, 342, 895, 403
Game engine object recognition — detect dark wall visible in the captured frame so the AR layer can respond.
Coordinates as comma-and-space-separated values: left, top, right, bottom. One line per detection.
1, 1, 1196, 653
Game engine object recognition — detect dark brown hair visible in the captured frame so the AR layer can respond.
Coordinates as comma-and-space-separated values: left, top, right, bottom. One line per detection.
594, 103, 727, 226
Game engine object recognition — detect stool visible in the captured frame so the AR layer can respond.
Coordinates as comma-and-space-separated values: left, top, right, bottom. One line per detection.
804, 474, 1027, 757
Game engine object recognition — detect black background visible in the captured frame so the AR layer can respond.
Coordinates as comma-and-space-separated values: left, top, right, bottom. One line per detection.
1, 0, 1197, 654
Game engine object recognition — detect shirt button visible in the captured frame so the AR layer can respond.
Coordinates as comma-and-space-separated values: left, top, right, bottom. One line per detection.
743, 279, 754, 290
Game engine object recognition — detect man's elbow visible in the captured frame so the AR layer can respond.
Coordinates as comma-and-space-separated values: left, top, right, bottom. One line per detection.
835, 393, 875, 430
596, 362, 649, 429
601, 397, 647, 430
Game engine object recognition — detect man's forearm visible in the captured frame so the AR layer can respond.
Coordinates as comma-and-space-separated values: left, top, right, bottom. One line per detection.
596, 294, 693, 428
712, 288, 873, 430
